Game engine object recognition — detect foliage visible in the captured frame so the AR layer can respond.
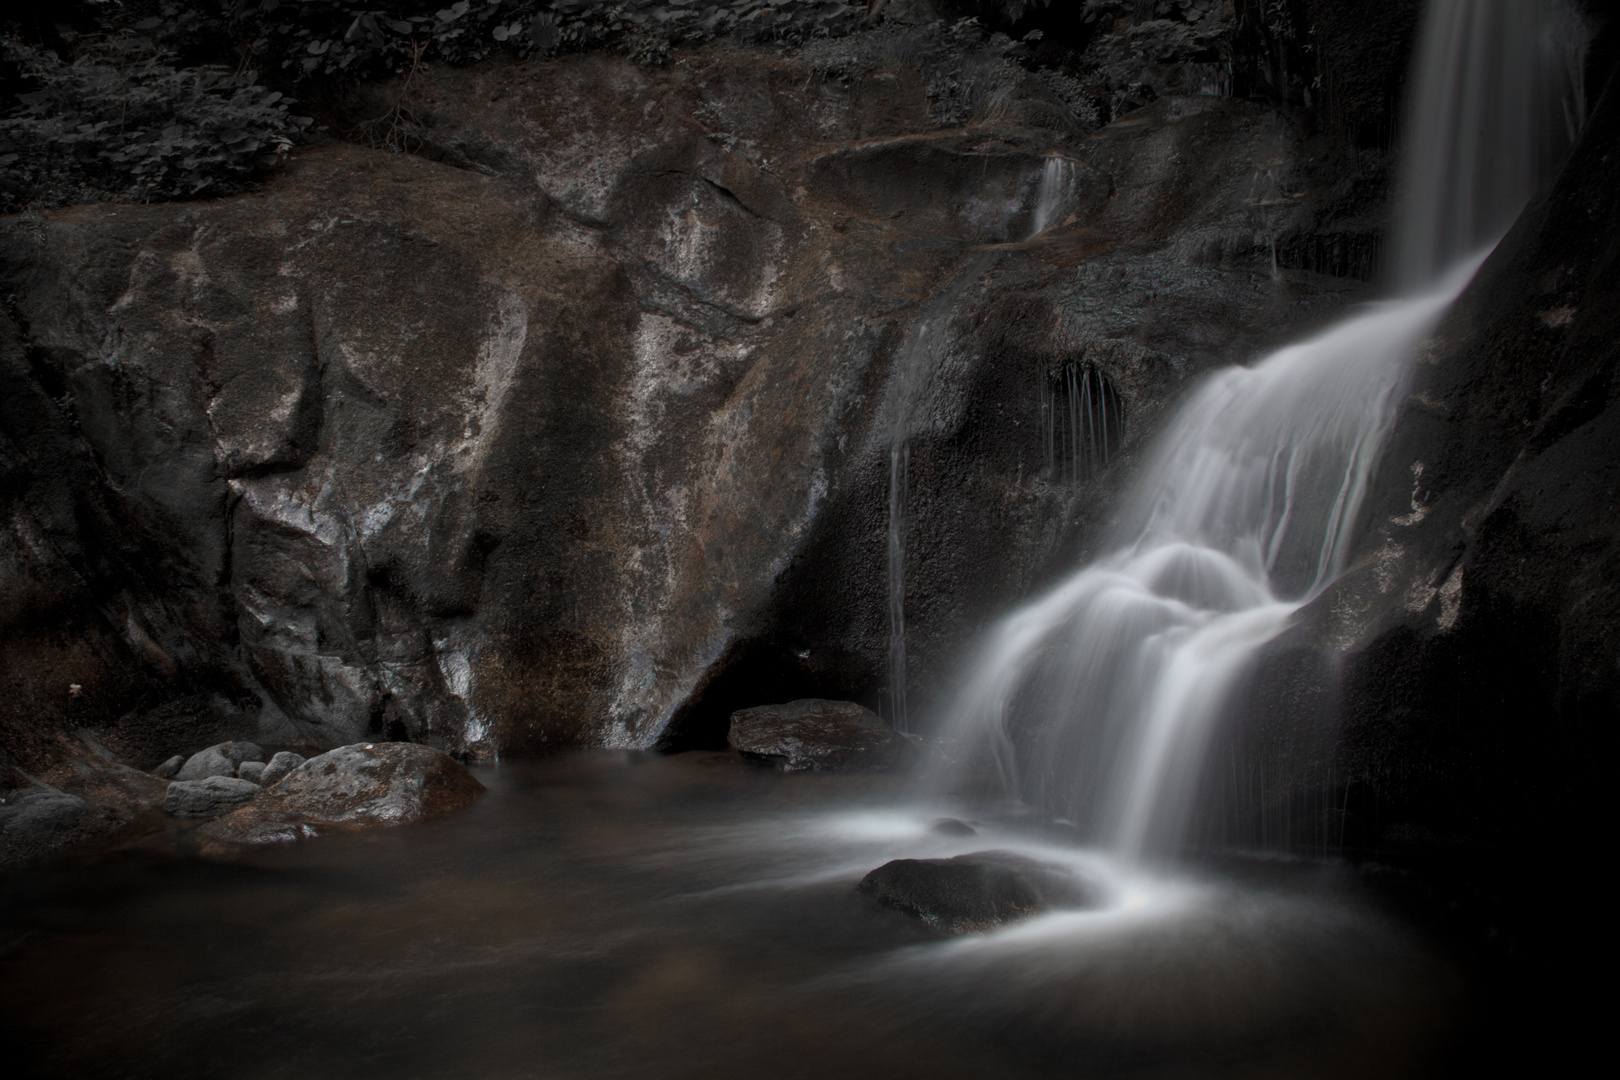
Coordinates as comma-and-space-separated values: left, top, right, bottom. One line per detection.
0, 33, 310, 211
222, 1, 872, 77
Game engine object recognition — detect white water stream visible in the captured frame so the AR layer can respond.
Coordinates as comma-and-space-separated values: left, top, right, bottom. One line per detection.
924, 0, 1587, 860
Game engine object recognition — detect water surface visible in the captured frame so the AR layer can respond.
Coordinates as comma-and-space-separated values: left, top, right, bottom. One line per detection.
1, 752, 1469, 1079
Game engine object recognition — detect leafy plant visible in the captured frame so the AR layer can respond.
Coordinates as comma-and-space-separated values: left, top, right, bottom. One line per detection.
0, 34, 310, 210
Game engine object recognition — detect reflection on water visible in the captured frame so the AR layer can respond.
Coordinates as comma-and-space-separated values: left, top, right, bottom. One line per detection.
1, 753, 1463, 1079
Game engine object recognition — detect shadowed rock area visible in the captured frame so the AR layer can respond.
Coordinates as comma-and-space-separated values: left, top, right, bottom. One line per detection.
729, 698, 910, 770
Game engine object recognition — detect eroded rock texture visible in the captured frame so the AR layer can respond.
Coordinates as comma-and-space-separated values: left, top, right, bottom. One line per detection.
200, 742, 485, 844
1, 43, 1379, 769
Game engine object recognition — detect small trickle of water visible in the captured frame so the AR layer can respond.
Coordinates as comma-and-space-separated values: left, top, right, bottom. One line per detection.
1029, 157, 1074, 238
886, 439, 911, 733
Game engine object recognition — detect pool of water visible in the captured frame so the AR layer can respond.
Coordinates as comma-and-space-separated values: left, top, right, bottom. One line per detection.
1, 752, 1469, 1079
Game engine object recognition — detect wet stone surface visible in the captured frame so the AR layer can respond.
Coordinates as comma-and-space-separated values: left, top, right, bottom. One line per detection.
729, 699, 912, 772
163, 777, 261, 817
857, 850, 1101, 934
199, 742, 485, 845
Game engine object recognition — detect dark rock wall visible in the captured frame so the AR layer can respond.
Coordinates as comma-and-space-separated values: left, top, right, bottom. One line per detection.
1, 36, 1373, 767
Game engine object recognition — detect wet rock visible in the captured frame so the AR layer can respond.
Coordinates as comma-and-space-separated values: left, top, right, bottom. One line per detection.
176, 742, 265, 781
728, 700, 910, 772
0, 43, 1387, 762
259, 751, 305, 788
0, 790, 90, 842
857, 850, 1097, 934
929, 817, 978, 836
152, 755, 185, 779
201, 743, 484, 845
163, 777, 261, 817
237, 761, 267, 784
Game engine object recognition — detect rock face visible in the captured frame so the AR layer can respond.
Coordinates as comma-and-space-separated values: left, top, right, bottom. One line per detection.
857, 850, 1097, 934
0, 29, 1397, 767
202, 743, 484, 844
163, 776, 261, 817
729, 699, 910, 771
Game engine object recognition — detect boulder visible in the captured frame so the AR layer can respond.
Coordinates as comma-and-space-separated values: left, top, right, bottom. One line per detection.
258, 751, 305, 788
857, 850, 1098, 934
728, 699, 910, 771
0, 790, 90, 842
237, 761, 267, 784
152, 755, 185, 779
176, 742, 266, 782
200, 743, 484, 844
163, 777, 261, 817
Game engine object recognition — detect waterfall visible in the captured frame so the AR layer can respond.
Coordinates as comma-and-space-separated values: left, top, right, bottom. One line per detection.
1029, 156, 1074, 237
1391, 0, 1589, 288
928, 0, 1586, 860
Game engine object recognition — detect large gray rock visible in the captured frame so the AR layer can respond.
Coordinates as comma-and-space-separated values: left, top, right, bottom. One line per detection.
0, 790, 91, 842
175, 747, 235, 782
728, 699, 910, 771
163, 776, 261, 817
176, 742, 265, 781
201, 743, 484, 845
152, 755, 185, 779
857, 850, 1098, 934
258, 751, 305, 788
237, 760, 267, 784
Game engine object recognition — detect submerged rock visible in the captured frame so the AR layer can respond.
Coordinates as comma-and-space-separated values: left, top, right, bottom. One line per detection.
201, 743, 484, 845
728, 700, 910, 771
0, 790, 91, 841
929, 817, 978, 836
857, 850, 1098, 934
259, 751, 305, 788
164, 777, 261, 817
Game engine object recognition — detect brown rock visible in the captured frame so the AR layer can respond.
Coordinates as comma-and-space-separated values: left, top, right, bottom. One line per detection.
200, 742, 484, 845
728, 699, 909, 771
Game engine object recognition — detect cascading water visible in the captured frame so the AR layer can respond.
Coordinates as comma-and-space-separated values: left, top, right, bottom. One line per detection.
928, 0, 1587, 860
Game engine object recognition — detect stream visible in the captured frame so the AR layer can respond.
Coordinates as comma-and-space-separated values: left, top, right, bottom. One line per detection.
2, 753, 1467, 1080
